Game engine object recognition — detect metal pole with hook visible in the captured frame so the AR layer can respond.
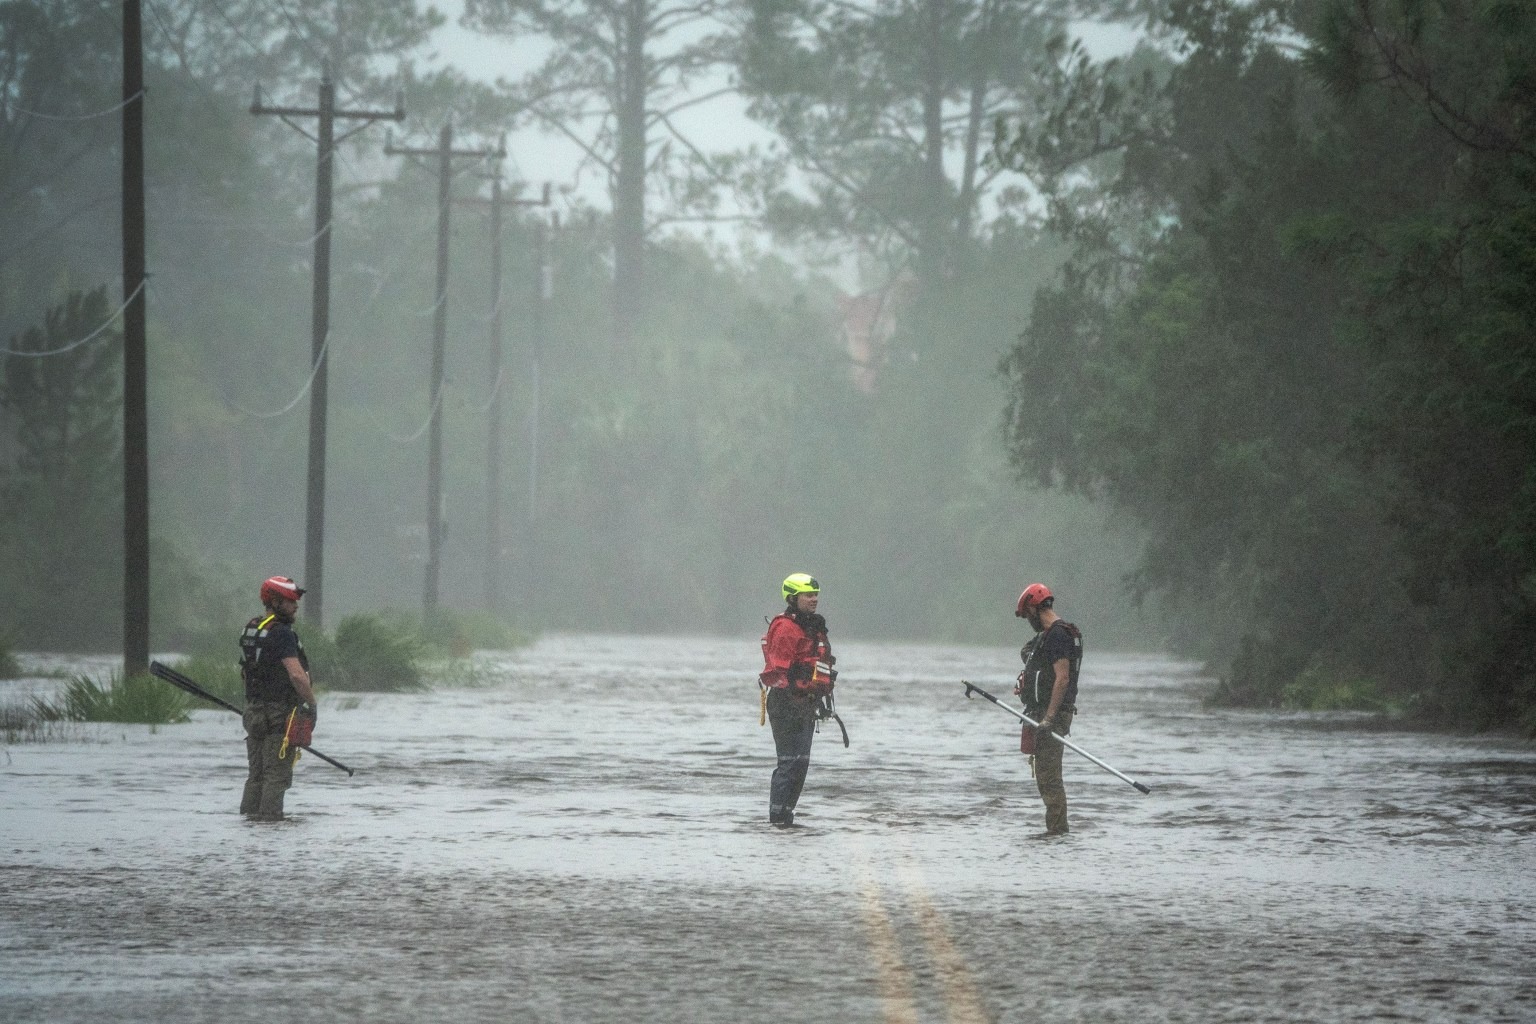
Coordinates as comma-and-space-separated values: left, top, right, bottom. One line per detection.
962, 680, 1150, 794
149, 661, 355, 776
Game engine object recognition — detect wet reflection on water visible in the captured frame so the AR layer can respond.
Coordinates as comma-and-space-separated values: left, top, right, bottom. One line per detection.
3, 634, 1534, 1023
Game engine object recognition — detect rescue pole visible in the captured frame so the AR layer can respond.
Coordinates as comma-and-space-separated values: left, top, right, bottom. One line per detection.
961, 681, 1150, 794
149, 661, 355, 776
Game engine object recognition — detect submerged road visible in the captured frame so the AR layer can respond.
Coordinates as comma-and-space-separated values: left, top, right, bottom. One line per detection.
2, 634, 1534, 1022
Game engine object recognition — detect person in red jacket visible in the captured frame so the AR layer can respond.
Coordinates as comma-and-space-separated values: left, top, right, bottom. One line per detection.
759, 572, 836, 826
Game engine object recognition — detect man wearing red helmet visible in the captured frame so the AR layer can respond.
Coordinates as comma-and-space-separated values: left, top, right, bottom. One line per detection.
1014, 582, 1083, 835
238, 576, 318, 821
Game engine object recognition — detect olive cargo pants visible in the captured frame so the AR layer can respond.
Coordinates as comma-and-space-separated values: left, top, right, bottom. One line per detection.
242, 702, 297, 820
1033, 709, 1074, 834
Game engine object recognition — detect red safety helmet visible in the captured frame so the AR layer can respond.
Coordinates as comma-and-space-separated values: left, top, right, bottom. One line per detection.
1015, 583, 1053, 617
259, 575, 306, 605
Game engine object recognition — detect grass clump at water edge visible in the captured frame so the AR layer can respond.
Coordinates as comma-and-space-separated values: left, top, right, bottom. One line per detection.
31, 671, 192, 725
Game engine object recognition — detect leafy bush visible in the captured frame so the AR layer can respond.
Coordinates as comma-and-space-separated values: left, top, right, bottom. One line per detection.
154, 607, 528, 698
308, 614, 426, 692
33, 671, 192, 724
1281, 667, 1404, 716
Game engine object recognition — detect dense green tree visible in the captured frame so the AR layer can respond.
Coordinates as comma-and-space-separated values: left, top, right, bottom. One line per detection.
996, 0, 1536, 728
0, 289, 122, 647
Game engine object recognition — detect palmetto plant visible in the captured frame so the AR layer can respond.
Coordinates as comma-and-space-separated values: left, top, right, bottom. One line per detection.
33, 672, 192, 725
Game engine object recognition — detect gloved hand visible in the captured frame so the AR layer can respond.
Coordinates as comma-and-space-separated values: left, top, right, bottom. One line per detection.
814, 693, 835, 720
1035, 716, 1055, 738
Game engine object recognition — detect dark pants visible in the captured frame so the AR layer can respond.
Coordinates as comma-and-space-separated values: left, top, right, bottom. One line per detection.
767, 687, 817, 824
1032, 709, 1074, 834
242, 702, 297, 820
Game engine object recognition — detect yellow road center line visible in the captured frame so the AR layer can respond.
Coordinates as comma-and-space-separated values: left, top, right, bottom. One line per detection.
847, 834, 921, 1024
896, 860, 992, 1024
856, 873, 922, 1024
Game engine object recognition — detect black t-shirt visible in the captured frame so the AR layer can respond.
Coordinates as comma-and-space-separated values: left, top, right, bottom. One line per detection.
1037, 621, 1075, 666
1020, 620, 1082, 714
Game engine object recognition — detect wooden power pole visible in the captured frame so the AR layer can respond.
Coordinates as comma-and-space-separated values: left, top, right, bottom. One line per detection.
460, 177, 548, 616
385, 123, 503, 614
121, 0, 149, 676
251, 67, 403, 628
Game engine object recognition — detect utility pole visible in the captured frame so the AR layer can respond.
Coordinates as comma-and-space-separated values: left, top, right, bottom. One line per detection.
386, 123, 504, 614
122, 0, 149, 676
460, 178, 549, 616
526, 209, 556, 625
251, 67, 404, 629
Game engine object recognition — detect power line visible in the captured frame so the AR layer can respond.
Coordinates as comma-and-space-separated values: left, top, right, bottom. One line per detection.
358, 381, 445, 445
142, 199, 439, 423
0, 280, 145, 357
11, 90, 144, 122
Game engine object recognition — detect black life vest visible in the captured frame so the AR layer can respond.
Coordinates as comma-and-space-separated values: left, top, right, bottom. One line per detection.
239, 613, 308, 705
1018, 620, 1083, 716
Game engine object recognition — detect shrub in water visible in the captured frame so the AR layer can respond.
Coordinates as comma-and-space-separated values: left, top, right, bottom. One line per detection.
1282, 666, 1401, 715
309, 614, 425, 692
34, 671, 192, 724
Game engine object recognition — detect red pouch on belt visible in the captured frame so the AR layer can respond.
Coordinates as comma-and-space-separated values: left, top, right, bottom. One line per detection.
285, 708, 314, 748
1020, 721, 1036, 755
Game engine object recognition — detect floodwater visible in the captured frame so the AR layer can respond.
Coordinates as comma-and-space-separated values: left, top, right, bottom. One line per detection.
2, 634, 1533, 1023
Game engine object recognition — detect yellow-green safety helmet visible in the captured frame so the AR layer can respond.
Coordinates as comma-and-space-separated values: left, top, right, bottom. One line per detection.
782, 573, 820, 602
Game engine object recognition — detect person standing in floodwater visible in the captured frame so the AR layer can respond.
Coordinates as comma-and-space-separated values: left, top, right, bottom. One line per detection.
238, 576, 318, 821
759, 573, 837, 826
1014, 583, 1084, 835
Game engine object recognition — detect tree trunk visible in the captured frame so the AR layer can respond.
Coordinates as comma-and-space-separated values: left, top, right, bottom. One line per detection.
918, 0, 950, 293
612, 0, 649, 358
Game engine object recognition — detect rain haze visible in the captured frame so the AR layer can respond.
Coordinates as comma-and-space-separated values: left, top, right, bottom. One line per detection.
2, 1, 1534, 1022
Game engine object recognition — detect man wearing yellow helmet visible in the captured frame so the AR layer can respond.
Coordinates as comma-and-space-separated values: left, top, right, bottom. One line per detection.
758, 572, 837, 826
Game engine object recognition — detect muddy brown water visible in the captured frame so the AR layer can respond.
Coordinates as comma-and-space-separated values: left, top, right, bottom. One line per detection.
2, 634, 1534, 1023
